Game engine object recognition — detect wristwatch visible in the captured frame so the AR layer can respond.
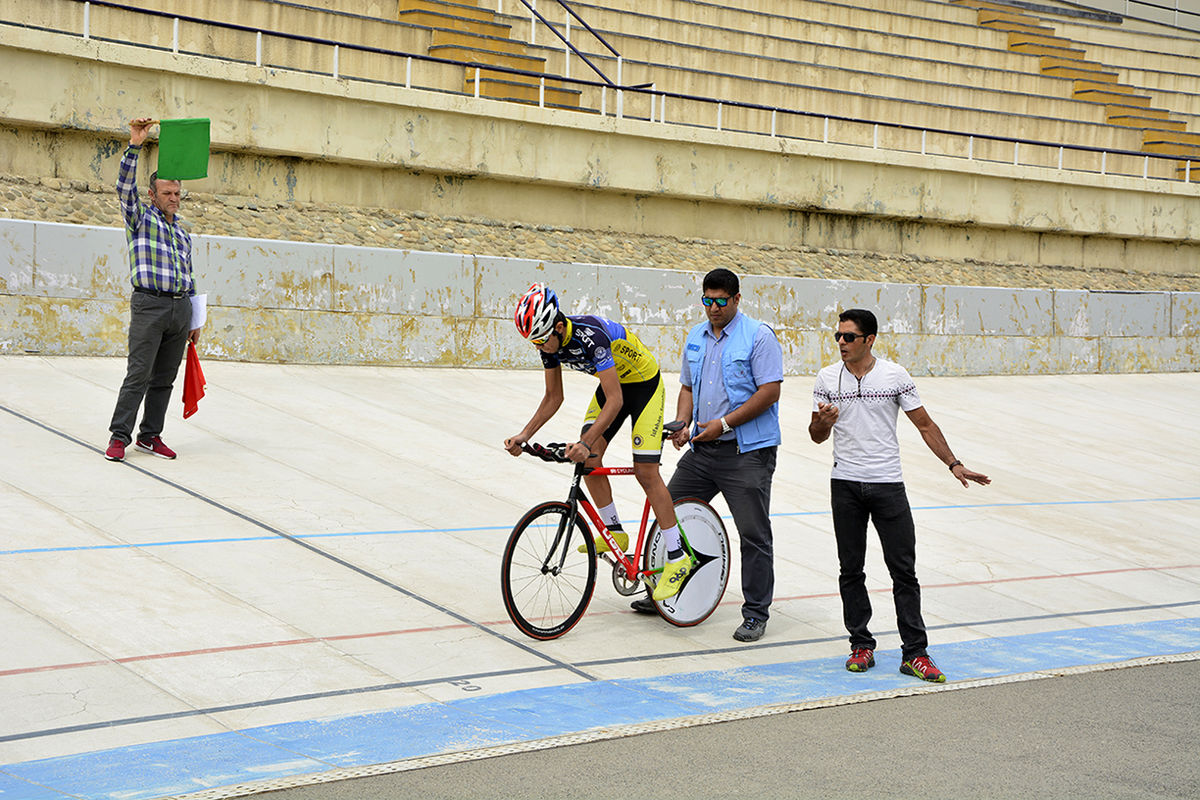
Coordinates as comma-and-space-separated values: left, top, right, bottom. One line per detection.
720, 417, 732, 434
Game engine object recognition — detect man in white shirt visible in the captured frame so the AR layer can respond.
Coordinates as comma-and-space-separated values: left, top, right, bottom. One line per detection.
809, 308, 990, 682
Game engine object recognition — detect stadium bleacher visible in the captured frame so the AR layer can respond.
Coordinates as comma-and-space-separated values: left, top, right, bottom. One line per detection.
13, 0, 1197, 171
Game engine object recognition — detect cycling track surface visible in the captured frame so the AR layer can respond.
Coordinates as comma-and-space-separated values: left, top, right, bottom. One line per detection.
0, 357, 1196, 799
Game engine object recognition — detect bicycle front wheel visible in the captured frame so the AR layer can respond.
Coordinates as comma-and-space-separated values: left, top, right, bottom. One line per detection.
643, 497, 730, 627
501, 501, 597, 640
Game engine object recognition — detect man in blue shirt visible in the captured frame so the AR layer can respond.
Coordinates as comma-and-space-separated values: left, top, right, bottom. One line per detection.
632, 268, 784, 641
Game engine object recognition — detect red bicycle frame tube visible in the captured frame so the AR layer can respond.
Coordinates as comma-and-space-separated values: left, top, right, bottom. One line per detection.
575, 475, 655, 582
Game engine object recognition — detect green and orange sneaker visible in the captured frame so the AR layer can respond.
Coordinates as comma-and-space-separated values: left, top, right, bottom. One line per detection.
900, 655, 946, 683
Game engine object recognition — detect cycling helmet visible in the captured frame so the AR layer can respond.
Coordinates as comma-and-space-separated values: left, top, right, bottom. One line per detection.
514, 283, 560, 342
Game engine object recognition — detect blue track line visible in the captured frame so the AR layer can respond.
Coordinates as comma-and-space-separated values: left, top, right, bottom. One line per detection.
3, 495, 1198, 556
4, 600, 1197, 746
3, 617, 1198, 800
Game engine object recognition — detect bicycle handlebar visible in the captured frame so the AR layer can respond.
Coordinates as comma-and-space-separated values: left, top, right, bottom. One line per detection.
521, 442, 573, 463
520, 421, 686, 464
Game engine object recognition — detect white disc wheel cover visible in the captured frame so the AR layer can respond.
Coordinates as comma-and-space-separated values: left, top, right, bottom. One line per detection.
644, 498, 729, 626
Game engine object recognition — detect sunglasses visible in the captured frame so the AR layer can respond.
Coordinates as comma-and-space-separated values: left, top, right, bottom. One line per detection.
701, 296, 731, 307
834, 331, 867, 343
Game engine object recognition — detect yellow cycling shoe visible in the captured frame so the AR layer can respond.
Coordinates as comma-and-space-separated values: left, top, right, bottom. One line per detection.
652, 556, 692, 601
578, 529, 628, 555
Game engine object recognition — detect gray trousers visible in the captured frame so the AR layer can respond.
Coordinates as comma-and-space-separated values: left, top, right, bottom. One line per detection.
668, 441, 777, 621
109, 291, 192, 444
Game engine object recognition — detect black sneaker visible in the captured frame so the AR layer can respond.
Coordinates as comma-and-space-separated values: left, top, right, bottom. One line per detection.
630, 597, 656, 614
733, 617, 766, 642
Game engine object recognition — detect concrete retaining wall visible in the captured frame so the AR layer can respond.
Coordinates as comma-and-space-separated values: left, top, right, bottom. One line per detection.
2, 218, 1195, 375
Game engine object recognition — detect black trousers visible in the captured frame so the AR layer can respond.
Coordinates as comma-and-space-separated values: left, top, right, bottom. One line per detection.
109, 292, 192, 444
831, 479, 929, 660
669, 442, 777, 621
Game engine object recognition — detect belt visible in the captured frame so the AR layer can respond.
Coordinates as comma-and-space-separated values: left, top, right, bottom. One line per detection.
694, 438, 738, 448
134, 286, 187, 298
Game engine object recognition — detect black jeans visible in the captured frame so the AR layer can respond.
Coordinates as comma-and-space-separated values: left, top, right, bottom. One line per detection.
831, 479, 928, 660
109, 292, 192, 444
669, 442, 776, 621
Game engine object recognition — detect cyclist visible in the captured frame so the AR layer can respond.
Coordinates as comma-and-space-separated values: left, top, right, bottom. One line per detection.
504, 283, 690, 602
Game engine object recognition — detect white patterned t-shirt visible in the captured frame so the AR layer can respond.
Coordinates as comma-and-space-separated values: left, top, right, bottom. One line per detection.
812, 357, 923, 482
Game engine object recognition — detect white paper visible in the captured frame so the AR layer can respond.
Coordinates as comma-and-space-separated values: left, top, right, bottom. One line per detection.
190, 293, 207, 329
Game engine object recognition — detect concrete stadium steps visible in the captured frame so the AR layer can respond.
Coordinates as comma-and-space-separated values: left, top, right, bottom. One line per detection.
427, 42, 546, 72
11, 0, 468, 94
404, 9, 514, 39
309, 0, 401, 18
574, 62, 1152, 161
951, 0, 1200, 73
8, 0, 580, 110
1143, 136, 1200, 159
502, 4, 1148, 143
542, 1, 1065, 88
513, 0, 1189, 161
1075, 88, 1152, 108
948, 0, 1199, 168
1052, 14, 1200, 58
399, 0, 499, 25
1109, 113, 1186, 131
461, 73, 583, 108
597, 52, 1117, 129
979, 10, 1055, 37
400, 0, 582, 108
1119, 65, 1200, 96
145, 0, 1137, 144
4, 0, 1192, 174
588, 0, 1013, 51
1142, 87, 1200, 119
88, 0, 435, 54
1075, 40, 1200, 76
508, 36, 1148, 158
533, 36, 1115, 125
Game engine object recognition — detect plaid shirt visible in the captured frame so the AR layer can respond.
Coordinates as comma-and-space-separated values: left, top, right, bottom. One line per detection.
116, 144, 194, 295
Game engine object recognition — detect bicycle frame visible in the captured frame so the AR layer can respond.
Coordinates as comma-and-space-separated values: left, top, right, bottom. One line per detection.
558, 460, 695, 588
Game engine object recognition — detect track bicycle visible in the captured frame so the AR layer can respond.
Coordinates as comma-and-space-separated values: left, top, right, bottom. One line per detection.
501, 421, 731, 640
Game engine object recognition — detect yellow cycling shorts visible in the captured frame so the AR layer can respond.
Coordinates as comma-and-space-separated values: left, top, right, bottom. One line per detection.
582, 372, 665, 463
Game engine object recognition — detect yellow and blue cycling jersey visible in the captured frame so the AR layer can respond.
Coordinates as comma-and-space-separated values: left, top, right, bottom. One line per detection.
539, 315, 660, 382
540, 315, 664, 462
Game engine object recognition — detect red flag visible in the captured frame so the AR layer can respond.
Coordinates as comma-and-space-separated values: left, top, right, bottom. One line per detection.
183, 341, 206, 418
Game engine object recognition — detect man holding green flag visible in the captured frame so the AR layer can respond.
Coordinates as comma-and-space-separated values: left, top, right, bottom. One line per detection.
104, 117, 205, 462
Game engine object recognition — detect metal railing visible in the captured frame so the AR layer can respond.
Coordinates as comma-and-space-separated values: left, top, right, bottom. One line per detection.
1121, 0, 1200, 27
31, 0, 1200, 184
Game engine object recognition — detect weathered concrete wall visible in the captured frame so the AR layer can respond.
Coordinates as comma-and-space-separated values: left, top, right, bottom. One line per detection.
2, 218, 1195, 374
2, 28, 1199, 281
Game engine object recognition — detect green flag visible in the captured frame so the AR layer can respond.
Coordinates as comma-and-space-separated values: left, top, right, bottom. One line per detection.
157, 118, 210, 180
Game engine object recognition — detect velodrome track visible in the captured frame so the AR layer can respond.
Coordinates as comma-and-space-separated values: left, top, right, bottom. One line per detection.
0, 356, 1197, 799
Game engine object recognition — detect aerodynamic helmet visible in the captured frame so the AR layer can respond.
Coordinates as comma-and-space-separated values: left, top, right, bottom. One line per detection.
513, 283, 560, 342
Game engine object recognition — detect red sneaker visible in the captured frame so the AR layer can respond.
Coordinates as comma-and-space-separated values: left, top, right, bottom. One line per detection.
900, 655, 946, 683
135, 436, 177, 459
845, 647, 875, 672
104, 438, 126, 462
